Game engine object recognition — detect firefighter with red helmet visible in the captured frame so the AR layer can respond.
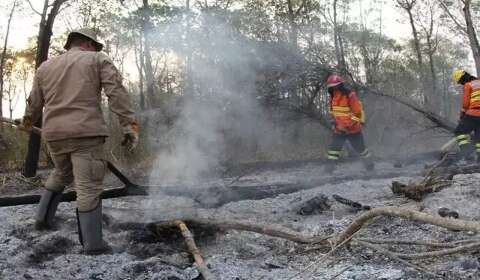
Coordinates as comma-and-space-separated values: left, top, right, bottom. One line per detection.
324, 74, 374, 173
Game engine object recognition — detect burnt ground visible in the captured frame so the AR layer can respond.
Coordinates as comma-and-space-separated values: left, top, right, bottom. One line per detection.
0, 158, 480, 279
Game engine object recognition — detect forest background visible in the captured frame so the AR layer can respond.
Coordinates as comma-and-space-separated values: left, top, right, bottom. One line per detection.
0, 0, 479, 182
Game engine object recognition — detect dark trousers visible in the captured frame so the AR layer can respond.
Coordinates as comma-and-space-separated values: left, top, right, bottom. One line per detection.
327, 132, 369, 162
454, 114, 480, 159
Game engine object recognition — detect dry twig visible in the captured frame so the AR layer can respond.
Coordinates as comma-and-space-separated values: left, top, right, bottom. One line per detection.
154, 220, 215, 280
328, 266, 351, 280
355, 240, 441, 278
288, 229, 360, 280
151, 218, 327, 244
334, 207, 480, 245
392, 242, 480, 260
355, 238, 459, 248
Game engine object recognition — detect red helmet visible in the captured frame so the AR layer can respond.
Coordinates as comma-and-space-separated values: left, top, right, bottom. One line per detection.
326, 74, 344, 88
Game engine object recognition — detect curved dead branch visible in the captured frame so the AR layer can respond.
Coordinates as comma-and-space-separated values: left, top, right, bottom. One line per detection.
355, 240, 441, 278
391, 242, 480, 260
355, 238, 460, 248
334, 207, 480, 245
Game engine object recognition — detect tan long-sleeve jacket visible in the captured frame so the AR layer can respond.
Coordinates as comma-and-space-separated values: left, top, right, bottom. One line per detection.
24, 47, 137, 141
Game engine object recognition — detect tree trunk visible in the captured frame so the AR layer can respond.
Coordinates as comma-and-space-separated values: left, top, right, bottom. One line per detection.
397, 0, 432, 109
286, 0, 298, 49
184, 0, 193, 96
404, 2, 423, 67
0, 0, 18, 122
134, 33, 145, 111
142, 0, 157, 108
422, 4, 438, 111
463, 0, 480, 75
23, 0, 67, 178
333, 0, 347, 73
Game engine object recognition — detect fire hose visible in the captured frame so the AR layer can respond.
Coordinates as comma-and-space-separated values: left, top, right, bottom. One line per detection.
0, 117, 151, 207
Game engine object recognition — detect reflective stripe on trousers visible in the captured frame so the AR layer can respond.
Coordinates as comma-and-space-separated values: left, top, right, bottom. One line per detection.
359, 149, 371, 158
327, 150, 341, 160
456, 134, 470, 146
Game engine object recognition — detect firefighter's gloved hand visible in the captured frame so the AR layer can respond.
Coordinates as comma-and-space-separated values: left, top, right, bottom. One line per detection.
335, 127, 348, 135
122, 122, 139, 152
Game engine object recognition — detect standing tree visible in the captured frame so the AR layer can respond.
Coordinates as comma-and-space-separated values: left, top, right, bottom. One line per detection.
0, 0, 19, 121
23, 0, 69, 178
438, 0, 480, 75
141, 0, 158, 108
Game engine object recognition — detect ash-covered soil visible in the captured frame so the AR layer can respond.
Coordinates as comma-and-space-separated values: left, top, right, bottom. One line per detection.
1, 159, 480, 279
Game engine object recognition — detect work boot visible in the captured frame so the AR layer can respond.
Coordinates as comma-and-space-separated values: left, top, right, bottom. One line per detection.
34, 189, 63, 230
77, 202, 111, 255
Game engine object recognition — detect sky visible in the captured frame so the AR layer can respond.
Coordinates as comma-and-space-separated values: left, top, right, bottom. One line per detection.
2, 0, 409, 49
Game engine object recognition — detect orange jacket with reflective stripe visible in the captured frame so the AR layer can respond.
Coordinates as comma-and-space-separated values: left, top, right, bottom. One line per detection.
462, 79, 480, 117
329, 89, 363, 134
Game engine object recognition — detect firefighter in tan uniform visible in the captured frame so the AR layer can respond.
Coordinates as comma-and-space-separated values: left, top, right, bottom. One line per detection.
22, 28, 139, 254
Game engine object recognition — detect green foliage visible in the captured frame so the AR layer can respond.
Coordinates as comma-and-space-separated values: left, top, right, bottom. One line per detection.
2, 0, 478, 163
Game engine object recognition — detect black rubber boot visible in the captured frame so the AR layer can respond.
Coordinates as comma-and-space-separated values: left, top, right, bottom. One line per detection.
34, 189, 63, 230
77, 202, 111, 255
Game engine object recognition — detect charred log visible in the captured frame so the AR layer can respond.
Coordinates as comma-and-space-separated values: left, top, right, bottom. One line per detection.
296, 194, 331, 216
0, 185, 148, 207
332, 194, 371, 211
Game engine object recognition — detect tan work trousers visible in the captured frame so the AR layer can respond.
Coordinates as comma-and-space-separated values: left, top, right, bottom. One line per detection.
44, 137, 107, 212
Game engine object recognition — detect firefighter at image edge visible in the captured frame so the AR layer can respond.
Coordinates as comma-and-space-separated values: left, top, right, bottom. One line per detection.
21, 28, 139, 255
452, 69, 480, 163
324, 74, 374, 173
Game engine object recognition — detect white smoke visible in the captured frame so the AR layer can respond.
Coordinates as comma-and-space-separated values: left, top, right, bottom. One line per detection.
148, 13, 269, 185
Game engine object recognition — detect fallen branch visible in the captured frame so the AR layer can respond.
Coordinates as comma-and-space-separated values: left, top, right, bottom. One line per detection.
392, 242, 480, 260
355, 240, 441, 278
433, 164, 480, 180
288, 230, 360, 280
391, 155, 480, 201
332, 194, 371, 211
154, 220, 214, 280
356, 238, 460, 248
358, 86, 456, 133
391, 180, 451, 201
334, 207, 480, 246
141, 207, 480, 250
0, 184, 148, 207
148, 218, 327, 244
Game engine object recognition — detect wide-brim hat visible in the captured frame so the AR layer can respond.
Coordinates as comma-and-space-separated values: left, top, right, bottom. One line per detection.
64, 28, 104, 51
